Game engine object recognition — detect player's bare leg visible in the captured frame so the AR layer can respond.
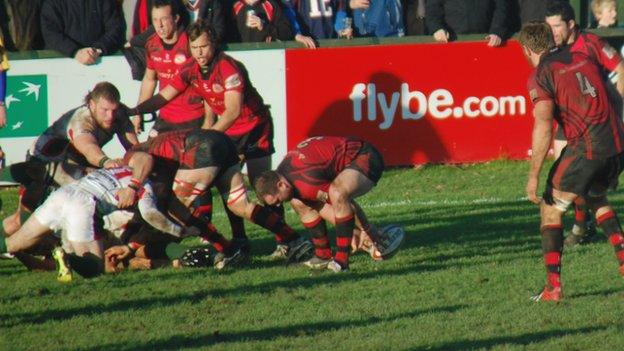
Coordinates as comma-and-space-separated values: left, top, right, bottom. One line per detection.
532, 189, 577, 302
327, 169, 375, 270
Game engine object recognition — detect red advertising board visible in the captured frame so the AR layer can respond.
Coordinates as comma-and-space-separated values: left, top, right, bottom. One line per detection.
285, 41, 534, 166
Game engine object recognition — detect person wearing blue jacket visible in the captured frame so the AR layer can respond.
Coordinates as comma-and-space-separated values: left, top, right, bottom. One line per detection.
350, 0, 405, 37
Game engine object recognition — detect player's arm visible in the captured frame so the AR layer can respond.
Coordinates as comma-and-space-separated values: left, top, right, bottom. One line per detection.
614, 61, 624, 97
201, 101, 216, 129
134, 68, 159, 133
126, 85, 180, 117
72, 133, 116, 168
137, 185, 194, 238
116, 118, 139, 150
116, 151, 155, 208
210, 90, 242, 132
527, 100, 555, 204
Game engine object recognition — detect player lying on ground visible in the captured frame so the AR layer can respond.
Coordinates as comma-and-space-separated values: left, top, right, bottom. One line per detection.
125, 129, 314, 269
520, 22, 624, 302
0, 159, 195, 281
254, 136, 404, 273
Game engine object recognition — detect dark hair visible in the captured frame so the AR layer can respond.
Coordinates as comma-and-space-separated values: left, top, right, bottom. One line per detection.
253, 171, 281, 202
151, 0, 179, 18
545, 0, 576, 23
518, 22, 556, 54
187, 19, 218, 46
84, 82, 121, 105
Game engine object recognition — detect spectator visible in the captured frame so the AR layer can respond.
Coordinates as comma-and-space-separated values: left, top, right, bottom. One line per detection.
288, 0, 350, 39
590, 0, 618, 28
350, 0, 405, 37
403, 0, 426, 35
40, 0, 126, 65
280, 0, 317, 47
0, 0, 44, 51
426, 0, 509, 47
232, 0, 294, 42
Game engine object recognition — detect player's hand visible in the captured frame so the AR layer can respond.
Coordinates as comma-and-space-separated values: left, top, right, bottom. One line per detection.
433, 29, 449, 43
350, 0, 369, 9
526, 177, 541, 204
0, 105, 7, 128
75, 47, 98, 65
131, 115, 143, 134
103, 158, 125, 169
105, 245, 133, 272
485, 34, 502, 47
295, 34, 317, 49
248, 15, 264, 31
116, 187, 138, 208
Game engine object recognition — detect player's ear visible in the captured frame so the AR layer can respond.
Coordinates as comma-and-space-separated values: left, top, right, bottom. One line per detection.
175, 14, 180, 24
568, 19, 576, 31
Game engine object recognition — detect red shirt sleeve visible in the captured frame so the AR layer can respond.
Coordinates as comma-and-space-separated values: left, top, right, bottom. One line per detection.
586, 34, 622, 72
218, 59, 245, 93
527, 69, 553, 106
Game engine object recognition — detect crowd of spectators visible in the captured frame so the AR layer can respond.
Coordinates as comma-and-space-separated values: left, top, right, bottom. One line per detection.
0, 0, 620, 62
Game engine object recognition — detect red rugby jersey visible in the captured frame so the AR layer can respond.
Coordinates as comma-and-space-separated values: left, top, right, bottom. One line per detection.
277, 136, 364, 203
145, 32, 204, 123
170, 52, 269, 136
528, 46, 624, 159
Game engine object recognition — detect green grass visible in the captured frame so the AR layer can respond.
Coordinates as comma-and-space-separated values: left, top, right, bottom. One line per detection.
2, 160, 624, 350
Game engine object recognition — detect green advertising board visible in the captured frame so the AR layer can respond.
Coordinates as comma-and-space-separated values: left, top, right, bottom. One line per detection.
0, 74, 47, 138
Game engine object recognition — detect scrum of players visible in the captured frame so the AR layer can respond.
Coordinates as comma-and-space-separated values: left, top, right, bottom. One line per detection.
0, 16, 405, 281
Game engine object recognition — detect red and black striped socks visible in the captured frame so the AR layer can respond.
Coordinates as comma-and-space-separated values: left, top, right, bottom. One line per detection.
541, 224, 563, 289
303, 217, 331, 259
334, 214, 355, 269
596, 210, 624, 275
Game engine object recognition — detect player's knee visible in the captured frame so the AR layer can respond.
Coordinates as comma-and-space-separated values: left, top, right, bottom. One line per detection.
540, 202, 565, 226
224, 185, 251, 218
328, 187, 349, 207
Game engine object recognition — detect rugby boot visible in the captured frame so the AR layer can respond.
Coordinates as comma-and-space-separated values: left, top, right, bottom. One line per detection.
52, 247, 73, 283
268, 244, 288, 261
285, 236, 315, 263
327, 259, 348, 273
530, 285, 562, 302
214, 247, 246, 270
302, 256, 332, 270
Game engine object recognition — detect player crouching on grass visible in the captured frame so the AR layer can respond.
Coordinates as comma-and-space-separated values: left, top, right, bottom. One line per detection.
0, 155, 198, 282
254, 136, 404, 273
520, 22, 624, 302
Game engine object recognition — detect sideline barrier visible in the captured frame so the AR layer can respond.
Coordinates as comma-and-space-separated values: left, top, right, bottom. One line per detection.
2, 30, 624, 166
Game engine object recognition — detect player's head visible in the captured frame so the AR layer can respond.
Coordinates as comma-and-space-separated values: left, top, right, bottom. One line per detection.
518, 22, 556, 67
591, 0, 617, 28
85, 82, 121, 130
187, 19, 218, 67
254, 171, 294, 206
151, 0, 180, 42
545, 0, 577, 46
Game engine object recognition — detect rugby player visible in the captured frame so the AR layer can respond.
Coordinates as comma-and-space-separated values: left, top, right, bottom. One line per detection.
520, 22, 624, 301
134, 0, 209, 136
125, 129, 314, 269
254, 136, 403, 272
0, 157, 194, 281
0, 82, 137, 235
123, 19, 283, 255
545, 0, 624, 246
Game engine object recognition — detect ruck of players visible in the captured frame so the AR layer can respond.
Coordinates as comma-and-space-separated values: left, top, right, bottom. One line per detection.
0, 13, 405, 281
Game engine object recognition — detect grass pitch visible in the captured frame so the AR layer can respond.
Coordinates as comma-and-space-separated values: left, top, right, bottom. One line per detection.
1, 160, 624, 350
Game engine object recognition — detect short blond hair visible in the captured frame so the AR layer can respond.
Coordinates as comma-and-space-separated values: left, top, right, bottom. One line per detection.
591, 0, 616, 16
518, 22, 555, 54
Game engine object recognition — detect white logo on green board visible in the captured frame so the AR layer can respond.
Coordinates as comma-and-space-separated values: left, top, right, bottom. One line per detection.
0, 75, 47, 138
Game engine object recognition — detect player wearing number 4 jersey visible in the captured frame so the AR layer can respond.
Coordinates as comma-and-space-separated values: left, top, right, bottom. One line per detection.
520, 22, 624, 302
254, 136, 404, 272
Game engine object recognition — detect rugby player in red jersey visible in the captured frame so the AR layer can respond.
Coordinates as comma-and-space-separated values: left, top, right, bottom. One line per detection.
520, 22, 624, 301
135, 0, 208, 136
253, 136, 403, 272
125, 129, 314, 269
545, 1, 624, 245
123, 19, 283, 255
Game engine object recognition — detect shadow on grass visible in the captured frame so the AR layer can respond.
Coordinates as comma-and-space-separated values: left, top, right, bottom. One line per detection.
69, 304, 468, 351
425, 325, 607, 350
567, 287, 623, 299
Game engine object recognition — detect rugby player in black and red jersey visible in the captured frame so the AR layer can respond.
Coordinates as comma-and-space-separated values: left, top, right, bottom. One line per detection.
520, 22, 624, 301
253, 136, 403, 272
124, 19, 281, 256
125, 129, 314, 269
545, 1, 624, 246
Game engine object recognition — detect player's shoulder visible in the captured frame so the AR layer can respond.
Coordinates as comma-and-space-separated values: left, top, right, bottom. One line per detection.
145, 32, 162, 49
68, 105, 95, 129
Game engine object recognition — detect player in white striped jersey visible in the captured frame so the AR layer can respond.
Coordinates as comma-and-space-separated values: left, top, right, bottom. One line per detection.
0, 162, 193, 278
